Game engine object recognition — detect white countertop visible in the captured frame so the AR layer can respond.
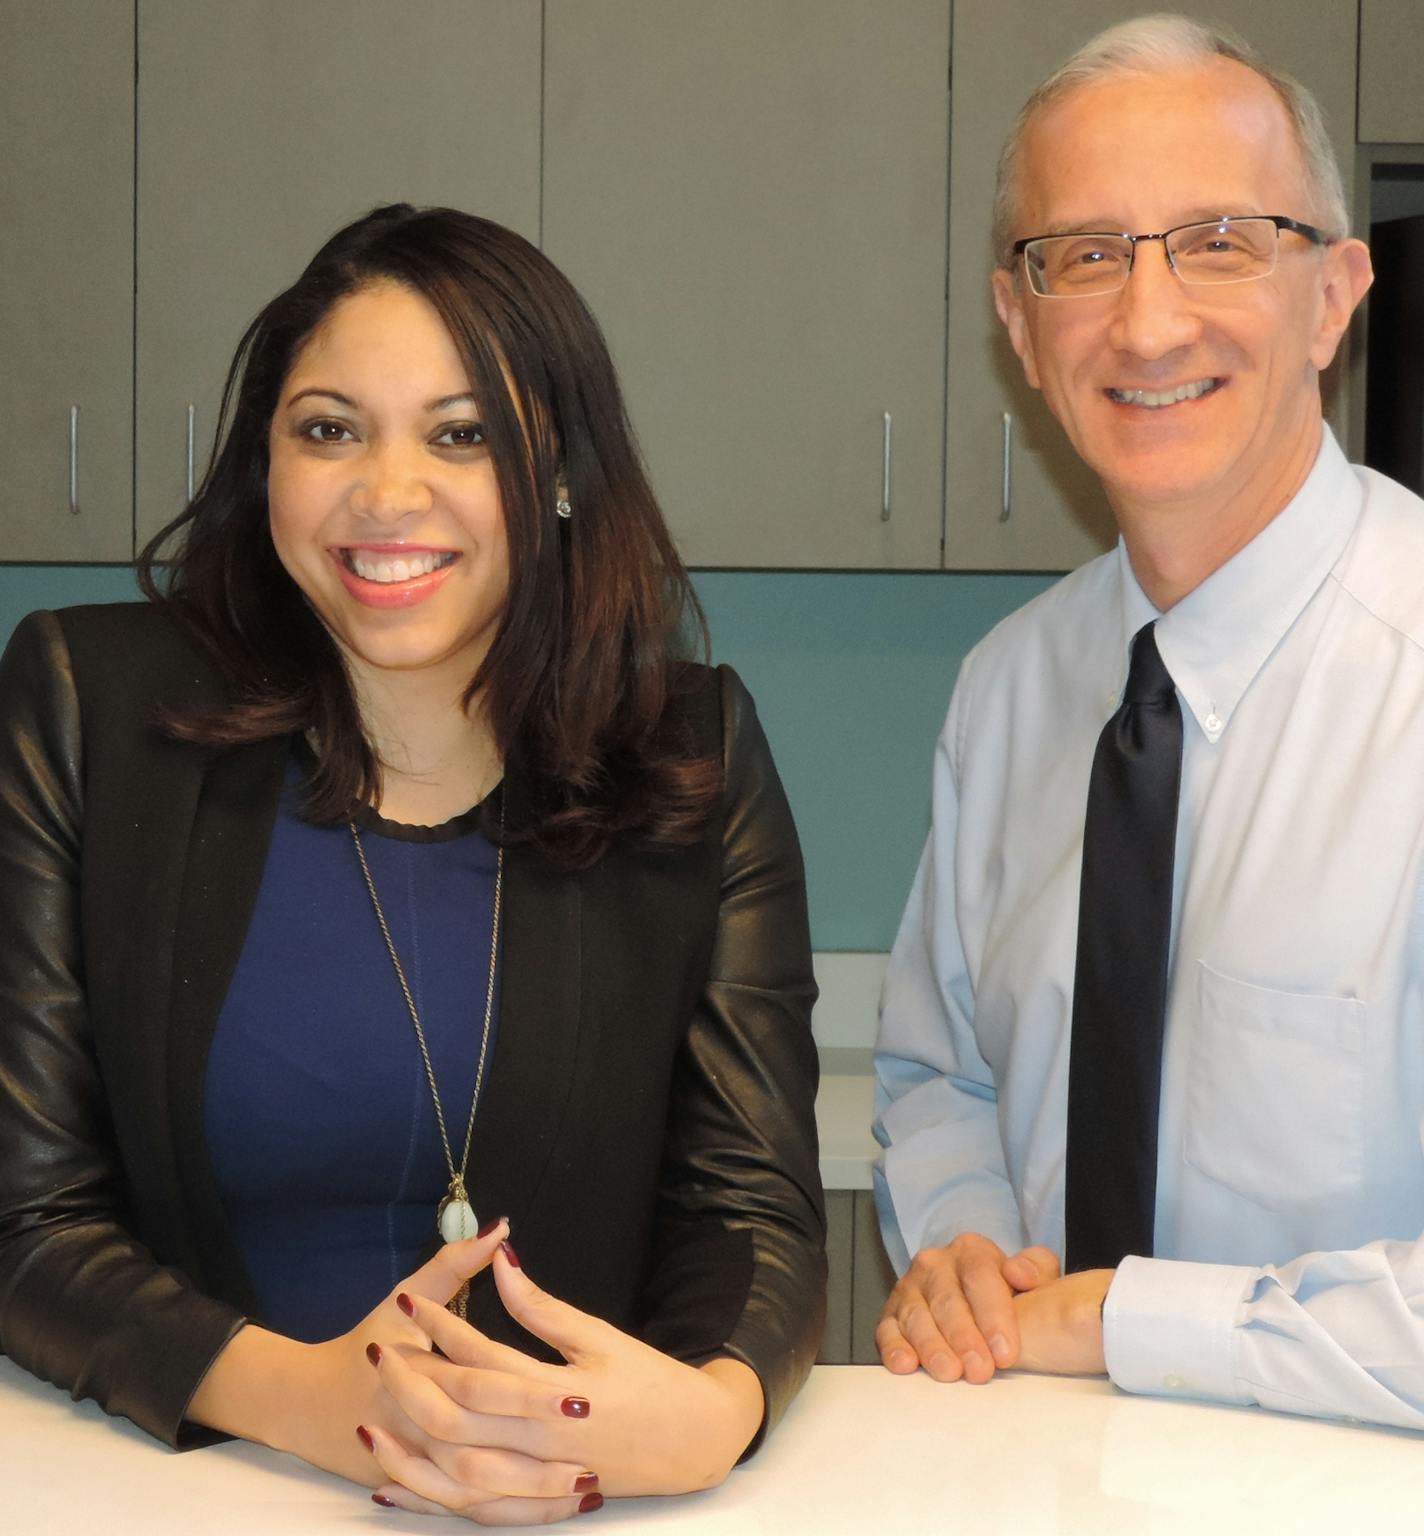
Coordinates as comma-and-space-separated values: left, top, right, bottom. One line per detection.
11, 1354, 1424, 1534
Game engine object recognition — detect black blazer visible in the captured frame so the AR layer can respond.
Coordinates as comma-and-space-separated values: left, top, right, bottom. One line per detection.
0, 605, 825, 1449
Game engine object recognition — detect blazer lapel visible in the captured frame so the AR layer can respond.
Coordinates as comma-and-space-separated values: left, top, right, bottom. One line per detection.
463, 829, 583, 1239
166, 736, 289, 1310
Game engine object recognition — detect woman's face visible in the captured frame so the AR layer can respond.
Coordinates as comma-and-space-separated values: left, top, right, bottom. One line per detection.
267, 281, 510, 696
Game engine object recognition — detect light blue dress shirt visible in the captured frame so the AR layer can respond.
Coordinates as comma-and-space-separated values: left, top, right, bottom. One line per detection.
874, 429, 1424, 1431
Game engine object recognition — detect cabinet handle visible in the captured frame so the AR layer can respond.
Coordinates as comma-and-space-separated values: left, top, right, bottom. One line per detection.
68, 405, 80, 516
186, 403, 196, 503
881, 411, 892, 522
999, 412, 1013, 524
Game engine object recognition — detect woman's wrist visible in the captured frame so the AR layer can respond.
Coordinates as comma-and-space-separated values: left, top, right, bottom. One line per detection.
187, 1322, 321, 1457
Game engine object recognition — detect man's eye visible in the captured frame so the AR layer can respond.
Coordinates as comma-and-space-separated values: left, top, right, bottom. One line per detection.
434, 423, 486, 448
1183, 234, 1243, 256
1042, 239, 1126, 283
1053, 240, 1125, 269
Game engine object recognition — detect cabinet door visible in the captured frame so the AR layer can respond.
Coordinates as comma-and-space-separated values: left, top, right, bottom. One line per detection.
1360, 0, 1424, 144
135, 0, 541, 547
544, 0, 949, 569
1, 1, 134, 561
945, 0, 1358, 570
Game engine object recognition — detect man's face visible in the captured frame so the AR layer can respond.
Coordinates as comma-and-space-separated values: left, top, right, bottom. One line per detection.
992, 59, 1371, 525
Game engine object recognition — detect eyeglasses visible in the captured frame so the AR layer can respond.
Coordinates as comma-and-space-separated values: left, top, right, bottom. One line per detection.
1012, 215, 1332, 298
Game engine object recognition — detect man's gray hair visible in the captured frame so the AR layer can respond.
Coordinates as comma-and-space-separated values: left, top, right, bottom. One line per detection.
990, 13, 1349, 270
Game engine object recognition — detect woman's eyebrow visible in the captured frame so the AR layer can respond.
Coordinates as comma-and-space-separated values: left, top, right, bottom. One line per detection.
283, 387, 358, 409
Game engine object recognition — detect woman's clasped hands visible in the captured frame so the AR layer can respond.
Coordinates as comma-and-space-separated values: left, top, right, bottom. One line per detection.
357, 1219, 766, 1525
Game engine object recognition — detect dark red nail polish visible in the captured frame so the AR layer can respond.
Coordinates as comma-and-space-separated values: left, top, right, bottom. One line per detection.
499, 1239, 521, 1268
356, 1425, 375, 1453
561, 1395, 591, 1419
372, 1494, 396, 1508
395, 1291, 415, 1318
476, 1216, 504, 1239
365, 1342, 382, 1367
578, 1492, 604, 1514
574, 1472, 599, 1493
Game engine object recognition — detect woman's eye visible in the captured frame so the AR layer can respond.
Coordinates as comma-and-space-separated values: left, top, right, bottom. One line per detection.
434, 422, 486, 448
302, 419, 355, 444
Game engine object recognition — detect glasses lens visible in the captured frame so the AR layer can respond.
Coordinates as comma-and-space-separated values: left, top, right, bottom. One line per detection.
1024, 235, 1133, 295
1167, 218, 1276, 284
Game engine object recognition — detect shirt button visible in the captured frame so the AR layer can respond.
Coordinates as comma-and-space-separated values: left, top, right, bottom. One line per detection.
1163, 1374, 1184, 1391
1204, 712, 1223, 735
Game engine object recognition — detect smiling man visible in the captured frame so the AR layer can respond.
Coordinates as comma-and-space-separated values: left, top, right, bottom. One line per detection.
872, 15, 1424, 1430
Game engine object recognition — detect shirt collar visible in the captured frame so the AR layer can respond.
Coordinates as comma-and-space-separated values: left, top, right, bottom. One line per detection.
1112, 426, 1362, 742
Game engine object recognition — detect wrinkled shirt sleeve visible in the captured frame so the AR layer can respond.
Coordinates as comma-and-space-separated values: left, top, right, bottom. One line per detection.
1106, 1238, 1424, 1432
873, 658, 1025, 1273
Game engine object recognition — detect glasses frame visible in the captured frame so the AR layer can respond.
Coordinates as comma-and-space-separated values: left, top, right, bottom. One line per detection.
1011, 215, 1333, 298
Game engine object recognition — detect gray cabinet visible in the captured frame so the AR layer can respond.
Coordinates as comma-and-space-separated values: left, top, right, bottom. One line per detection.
944, 0, 1361, 570
543, 0, 950, 569
134, 0, 542, 547
819, 1190, 897, 1365
0, 1, 1384, 571
1360, 0, 1424, 144
1, 1, 134, 561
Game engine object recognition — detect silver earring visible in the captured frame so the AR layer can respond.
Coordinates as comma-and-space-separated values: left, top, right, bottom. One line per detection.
556, 494, 572, 519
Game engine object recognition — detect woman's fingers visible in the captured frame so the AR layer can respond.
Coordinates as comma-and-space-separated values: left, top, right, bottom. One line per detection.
397, 1219, 510, 1312
375, 1344, 581, 1458
400, 1289, 568, 1382
361, 1423, 597, 1526
395, 1348, 590, 1426
491, 1244, 616, 1365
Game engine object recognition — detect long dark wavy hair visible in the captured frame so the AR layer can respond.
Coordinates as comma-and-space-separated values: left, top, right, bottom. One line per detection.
139, 204, 718, 869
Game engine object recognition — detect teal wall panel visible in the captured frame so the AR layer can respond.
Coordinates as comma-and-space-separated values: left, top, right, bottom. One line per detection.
0, 566, 1056, 950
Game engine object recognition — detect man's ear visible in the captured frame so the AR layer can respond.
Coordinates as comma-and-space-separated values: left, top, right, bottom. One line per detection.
992, 266, 1041, 389
1309, 236, 1373, 372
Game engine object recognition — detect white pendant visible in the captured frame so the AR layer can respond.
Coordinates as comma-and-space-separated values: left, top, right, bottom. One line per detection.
438, 1196, 478, 1244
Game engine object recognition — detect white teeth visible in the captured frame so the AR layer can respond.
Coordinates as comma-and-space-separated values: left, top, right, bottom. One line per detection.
347, 550, 453, 583
1109, 377, 1220, 408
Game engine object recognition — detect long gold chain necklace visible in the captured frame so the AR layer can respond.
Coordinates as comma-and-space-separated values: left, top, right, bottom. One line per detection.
348, 793, 504, 1318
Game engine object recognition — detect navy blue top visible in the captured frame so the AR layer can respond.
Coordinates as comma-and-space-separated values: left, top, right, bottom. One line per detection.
204, 753, 501, 1342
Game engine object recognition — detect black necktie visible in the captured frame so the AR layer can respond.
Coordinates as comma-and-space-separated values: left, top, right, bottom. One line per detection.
1064, 621, 1183, 1273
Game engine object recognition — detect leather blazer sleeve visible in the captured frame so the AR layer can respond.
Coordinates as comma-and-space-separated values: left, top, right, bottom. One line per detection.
0, 612, 245, 1446
638, 665, 826, 1451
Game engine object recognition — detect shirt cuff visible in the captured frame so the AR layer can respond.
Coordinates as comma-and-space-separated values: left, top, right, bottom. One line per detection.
1103, 1256, 1257, 1405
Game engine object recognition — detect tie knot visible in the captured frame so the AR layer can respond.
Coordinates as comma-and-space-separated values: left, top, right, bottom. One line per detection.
1122, 623, 1175, 706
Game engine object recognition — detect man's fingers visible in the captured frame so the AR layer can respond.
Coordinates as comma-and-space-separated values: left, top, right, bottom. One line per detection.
923, 1272, 1000, 1382
1002, 1245, 1061, 1293
873, 1311, 920, 1375
878, 1269, 963, 1383
876, 1235, 1029, 1384
958, 1258, 1020, 1369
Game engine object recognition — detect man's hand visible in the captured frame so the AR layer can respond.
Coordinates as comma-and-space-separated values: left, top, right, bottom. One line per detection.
875, 1234, 1061, 1383
1012, 1268, 1114, 1376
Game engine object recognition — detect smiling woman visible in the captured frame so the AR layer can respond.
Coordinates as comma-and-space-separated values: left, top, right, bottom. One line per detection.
0, 206, 824, 1525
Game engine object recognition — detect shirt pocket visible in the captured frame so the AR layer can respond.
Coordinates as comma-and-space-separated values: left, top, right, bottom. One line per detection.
1183, 961, 1365, 1213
